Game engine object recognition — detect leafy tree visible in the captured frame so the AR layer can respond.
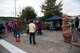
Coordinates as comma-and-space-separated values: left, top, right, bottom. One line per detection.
19, 6, 36, 32
41, 0, 63, 19
20, 6, 36, 21
54, 1, 63, 17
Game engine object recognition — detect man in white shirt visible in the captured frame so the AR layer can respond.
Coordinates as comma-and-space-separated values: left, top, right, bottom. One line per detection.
29, 20, 36, 45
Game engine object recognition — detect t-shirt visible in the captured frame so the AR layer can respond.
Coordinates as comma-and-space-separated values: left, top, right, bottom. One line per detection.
29, 23, 36, 33
38, 23, 42, 29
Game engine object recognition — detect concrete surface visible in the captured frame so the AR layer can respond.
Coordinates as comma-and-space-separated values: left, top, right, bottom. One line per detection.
0, 30, 80, 53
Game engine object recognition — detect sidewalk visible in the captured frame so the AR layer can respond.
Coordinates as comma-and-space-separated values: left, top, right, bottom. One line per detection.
0, 44, 10, 53
1, 30, 80, 53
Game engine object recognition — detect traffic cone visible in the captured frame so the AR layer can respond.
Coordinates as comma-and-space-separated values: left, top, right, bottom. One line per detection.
16, 35, 20, 42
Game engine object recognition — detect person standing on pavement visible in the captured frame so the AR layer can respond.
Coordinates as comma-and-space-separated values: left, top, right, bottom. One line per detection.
49, 21, 53, 30
8, 21, 13, 32
13, 19, 20, 38
26, 23, 29, 35
78, 19, 80, 34
72, 17, 79, 42
0, 21, 5, 39
29, 20, 36, 45
75, 17, 79, 30
37, 22, 43, 35
0, 21, 3, 39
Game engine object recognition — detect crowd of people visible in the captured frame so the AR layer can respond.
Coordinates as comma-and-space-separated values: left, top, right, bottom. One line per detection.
70, 17, 80, 34
0, 19, 43, 45
62, 14, 80, 44
0, 15, 80, 46
0, 19, 20, 39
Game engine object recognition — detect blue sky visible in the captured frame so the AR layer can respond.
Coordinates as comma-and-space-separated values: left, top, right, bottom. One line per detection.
0, 0, 80, 17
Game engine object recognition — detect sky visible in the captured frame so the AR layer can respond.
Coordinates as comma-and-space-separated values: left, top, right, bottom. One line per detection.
0, 0, 80, 17
56, 0, 80, 16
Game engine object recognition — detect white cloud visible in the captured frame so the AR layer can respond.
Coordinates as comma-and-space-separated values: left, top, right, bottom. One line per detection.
0, 0, 15, 16
61, 0, 80, 16
0, 0, 45, 17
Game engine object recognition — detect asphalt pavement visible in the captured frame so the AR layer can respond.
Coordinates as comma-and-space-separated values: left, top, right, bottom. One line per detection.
0, 30, 80, 53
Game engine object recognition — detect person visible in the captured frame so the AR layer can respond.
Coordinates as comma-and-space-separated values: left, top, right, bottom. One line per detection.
49, 21, 53, 30
37, 22, 43, 35
71, 17, 79, 42
13, 19, 20, 38
13, 23, 17, 37
75, 17, 79, 30
0, 21, 3, 39
70, 19, 78, 42
78, 19, 80, 34
8, 21, 13, 32
29, 20, 36, 45
62, 14, 72, 44
26, 23, 29, 35
5, 22, 9, 31
0, 21, 5, 39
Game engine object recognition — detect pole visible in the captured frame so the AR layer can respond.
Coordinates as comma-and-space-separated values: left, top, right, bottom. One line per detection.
15, 0, 16, 18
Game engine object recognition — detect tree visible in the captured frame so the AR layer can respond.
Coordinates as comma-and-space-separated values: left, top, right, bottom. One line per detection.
20, 6, 37, 21
54, 1, 63, 17
41, 0, 63, 19
19, 6, 36, 32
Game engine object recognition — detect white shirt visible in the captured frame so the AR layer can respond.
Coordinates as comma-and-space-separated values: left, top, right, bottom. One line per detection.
29, 23, 36, 33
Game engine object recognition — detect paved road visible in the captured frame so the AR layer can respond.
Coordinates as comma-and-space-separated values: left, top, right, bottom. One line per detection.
0, 30, 80, 53
0, 44, 10, 53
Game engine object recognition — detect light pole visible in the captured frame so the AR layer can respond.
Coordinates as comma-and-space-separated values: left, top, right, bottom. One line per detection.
15, 0, 16, 18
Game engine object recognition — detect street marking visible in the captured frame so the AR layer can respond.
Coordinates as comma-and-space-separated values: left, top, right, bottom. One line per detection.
0, 39, 27, 53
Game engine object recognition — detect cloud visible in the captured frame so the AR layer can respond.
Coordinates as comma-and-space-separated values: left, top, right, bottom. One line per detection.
0, 0, 45, 17
0, 0, 80, 17
0, 0, 15, 16
61, 0, 80, 16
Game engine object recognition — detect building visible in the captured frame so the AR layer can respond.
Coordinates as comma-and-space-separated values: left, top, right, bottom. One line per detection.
0, 17, 15, 22
68, 15, 80, 20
